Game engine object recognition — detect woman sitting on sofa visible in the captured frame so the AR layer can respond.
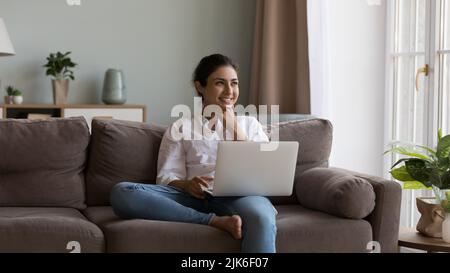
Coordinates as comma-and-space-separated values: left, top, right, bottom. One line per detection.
110, 54, 277, 253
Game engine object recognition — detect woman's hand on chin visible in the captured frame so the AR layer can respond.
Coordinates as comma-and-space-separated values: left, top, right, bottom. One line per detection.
222, 106, 235, 124
223, 106, 248, 141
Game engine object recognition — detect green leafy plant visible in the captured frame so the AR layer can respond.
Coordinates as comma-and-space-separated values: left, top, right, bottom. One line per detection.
442, 191, 450, 213
5, 85, 21, 96
5, 85, 14, 96
12, 90, 22, 96
43, 51, 77, 80
385, 129, 450, 202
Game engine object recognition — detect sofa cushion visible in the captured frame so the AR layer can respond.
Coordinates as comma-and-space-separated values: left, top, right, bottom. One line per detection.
267, 118, 333, 205
83, 206, 241, 253
84, 205, 371, 253
0, 117, 89, 209
0, 207, 104, 253
275, 205, 372, 252
85, 119, 166, 206
296, 168, 376, 219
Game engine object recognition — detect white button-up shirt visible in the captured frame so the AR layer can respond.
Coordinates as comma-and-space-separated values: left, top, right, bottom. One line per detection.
156, 116, 269, 186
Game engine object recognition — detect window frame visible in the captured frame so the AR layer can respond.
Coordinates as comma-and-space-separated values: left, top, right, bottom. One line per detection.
384, 0, 449, 228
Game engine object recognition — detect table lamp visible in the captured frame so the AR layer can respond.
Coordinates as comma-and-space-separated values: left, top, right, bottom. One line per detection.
0, 18, 15, 56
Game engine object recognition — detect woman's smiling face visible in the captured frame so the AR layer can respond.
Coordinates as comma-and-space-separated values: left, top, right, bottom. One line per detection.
196, 65, 239, 110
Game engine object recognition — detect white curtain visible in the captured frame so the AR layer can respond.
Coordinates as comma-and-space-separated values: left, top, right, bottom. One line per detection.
307, 0, 331, 120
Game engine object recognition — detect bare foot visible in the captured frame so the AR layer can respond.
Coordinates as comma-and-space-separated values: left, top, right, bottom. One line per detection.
210, 215, 242, 239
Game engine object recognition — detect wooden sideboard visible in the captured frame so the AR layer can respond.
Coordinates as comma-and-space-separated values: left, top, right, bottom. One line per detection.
0, 104, 147, 130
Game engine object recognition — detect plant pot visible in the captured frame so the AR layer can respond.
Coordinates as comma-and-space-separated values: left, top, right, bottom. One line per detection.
443, 213, 450, 243
13, 95, 23, 105
52, 79, 69, 105
4, 95, 14, 104
416, 197, 445, 238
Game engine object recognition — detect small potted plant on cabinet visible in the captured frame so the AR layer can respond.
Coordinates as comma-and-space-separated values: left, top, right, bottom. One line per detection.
4, 85, 14, 104
12, 89, 23, 104
43, 51, 77, 105
4, 85, 22, 104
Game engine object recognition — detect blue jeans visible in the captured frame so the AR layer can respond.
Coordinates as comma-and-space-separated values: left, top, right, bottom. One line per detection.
110, 182, 277, 253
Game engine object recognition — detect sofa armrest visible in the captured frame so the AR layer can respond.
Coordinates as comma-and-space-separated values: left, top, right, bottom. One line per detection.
327, 167, 402, 253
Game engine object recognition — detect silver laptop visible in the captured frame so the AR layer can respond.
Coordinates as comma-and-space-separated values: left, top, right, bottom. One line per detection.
205, 141, 299, 197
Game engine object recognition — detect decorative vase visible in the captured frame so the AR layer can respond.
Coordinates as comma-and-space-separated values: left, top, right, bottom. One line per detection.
416, 197, 445, 238
52, 79, 69, 105
102, 69, 127, 105
4, 95, 13, 104
443, 214, 450, 243
13, 95, 23, 105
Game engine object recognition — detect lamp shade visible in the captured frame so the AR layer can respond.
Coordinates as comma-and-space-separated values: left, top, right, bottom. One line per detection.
0, 18, 15, 56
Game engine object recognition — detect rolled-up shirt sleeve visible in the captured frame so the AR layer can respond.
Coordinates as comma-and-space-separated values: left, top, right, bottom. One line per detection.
156, 125, 187, 186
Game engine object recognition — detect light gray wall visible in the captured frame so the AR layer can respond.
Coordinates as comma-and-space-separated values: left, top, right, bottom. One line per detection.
0, 0, 256, 125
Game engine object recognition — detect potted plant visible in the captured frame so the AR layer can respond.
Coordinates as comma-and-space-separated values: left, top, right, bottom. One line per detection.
385, 129, 450, 238
4, 85, 14, 104
43, 51, 77, 105
12, 89, 23, 105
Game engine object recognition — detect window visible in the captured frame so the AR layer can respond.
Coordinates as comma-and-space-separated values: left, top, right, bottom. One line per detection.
439, 1, 450, 132
386, 0, 450, 227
